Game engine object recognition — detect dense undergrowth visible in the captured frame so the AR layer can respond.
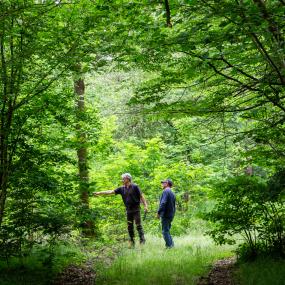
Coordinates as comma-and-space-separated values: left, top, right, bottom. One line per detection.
0, 239, 85, 285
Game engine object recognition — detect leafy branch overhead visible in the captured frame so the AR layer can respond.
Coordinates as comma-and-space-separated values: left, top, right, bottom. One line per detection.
127, 1, 285, 119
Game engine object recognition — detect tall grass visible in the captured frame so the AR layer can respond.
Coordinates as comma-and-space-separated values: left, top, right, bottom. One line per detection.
95, 233, 234, 285
236, 258, 285, 285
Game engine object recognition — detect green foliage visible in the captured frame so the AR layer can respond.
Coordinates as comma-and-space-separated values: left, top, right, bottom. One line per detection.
0, 241, 86, 285
207, 173, 284, 259
235, 257, 285, 285
0, 0, 284, 279
121, 0, 285, 167
90, 117, 215, 240
0, 0, 105, 259
1, 76, 83, 250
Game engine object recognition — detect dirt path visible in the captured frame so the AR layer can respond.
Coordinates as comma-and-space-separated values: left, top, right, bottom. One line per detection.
51, 244, 118, 285
197, 257, 237, 285
51, 264, 95, 285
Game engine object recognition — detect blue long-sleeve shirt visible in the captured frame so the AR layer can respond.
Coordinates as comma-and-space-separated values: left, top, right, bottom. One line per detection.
158, 187, 176, 219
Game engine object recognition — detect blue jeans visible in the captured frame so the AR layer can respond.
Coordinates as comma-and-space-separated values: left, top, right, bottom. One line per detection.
161, 217, 174, 248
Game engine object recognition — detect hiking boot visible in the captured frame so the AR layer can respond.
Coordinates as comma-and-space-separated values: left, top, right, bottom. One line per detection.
140, 238, 146, 245
128, 240, 135, 248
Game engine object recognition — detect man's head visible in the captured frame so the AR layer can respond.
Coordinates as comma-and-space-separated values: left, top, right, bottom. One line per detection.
122, 173, 132, 185
161, 179, 173, 189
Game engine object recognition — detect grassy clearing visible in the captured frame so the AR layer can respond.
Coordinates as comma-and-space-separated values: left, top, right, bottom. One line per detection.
95, 233, 235, 285
235, 258, 285, 285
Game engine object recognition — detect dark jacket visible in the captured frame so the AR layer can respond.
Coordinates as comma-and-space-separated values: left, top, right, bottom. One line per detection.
114, 183, 142, 212
158, 187, 176, 219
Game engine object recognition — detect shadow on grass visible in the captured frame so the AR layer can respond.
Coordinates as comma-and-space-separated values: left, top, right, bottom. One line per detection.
0, 266, 53, 285
235, 257, 285, 285
0, 242, 86, 285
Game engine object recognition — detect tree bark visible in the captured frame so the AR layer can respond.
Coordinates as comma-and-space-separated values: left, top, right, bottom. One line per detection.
0, 28, 13, 227
74, 74, 94, 236
0, 173, 8, 226
164, 0, 172, 27
75, 78, 89, 203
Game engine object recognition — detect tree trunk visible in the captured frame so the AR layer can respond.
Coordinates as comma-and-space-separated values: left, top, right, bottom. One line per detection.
0, 108, 13, 227
74, 74, 94, 236
164, 0, 172, 28
0, 172, 8, 227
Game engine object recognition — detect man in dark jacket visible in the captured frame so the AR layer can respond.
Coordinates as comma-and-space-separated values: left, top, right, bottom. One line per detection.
157, 179, 176, 248
93, 173, 148, 246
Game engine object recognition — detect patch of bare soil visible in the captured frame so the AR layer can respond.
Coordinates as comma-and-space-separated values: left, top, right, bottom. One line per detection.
197, 257, 237, 285
51, 243, 121, 285
51, 264, 95, 285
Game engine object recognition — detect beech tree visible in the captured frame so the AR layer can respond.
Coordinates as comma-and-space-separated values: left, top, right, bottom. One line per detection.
0, 0, 110, 228
0, 0, 80, 225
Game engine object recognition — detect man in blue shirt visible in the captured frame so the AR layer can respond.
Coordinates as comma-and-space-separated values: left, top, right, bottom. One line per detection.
157, 179, 176, 248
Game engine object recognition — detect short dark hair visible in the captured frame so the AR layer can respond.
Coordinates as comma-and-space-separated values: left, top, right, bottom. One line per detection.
161, 179, 173, 187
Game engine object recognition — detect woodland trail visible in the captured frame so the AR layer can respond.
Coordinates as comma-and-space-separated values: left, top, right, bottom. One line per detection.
53, 234, 236, 285
95, 235, 234, 285
197, 257, 237, 285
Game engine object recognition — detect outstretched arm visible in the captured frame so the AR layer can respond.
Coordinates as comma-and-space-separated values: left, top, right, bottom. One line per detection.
93, 190, 115, 196
140, 194, 148, 212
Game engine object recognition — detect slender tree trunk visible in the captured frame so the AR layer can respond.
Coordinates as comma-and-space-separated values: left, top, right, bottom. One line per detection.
0, 108, 14, 227
74, 72, 94, 236
0, 172, 8, 226
0, 107, 15, 227
0, 27, 13, 227
164, 0, 172, 27
75, 77, 89, 203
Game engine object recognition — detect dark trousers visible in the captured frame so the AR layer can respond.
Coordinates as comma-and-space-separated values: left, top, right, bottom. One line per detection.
161, 217, 174, 248
127, 210, 145, 243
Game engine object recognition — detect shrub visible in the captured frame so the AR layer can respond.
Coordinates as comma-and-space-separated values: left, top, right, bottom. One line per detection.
207, 173, 284, 259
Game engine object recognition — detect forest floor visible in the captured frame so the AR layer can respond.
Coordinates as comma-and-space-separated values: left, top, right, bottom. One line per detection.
197, 257, 237, 285
52, 256, 237, 285
52, 234, 236, 285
